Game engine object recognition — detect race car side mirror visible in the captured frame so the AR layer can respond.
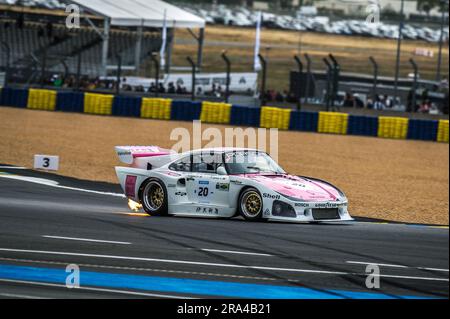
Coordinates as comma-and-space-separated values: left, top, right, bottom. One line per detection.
217, 166, 228, 176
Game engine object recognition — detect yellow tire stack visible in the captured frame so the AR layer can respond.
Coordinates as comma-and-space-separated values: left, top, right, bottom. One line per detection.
84, 93, 114, 115
200, 102, 232, 124
140, 98, 172, 120
377, 116, 409, 139
260, 107, 291, 130
318, 112, 349, 135
437, 120, 449, 143
27, 89, 57, 111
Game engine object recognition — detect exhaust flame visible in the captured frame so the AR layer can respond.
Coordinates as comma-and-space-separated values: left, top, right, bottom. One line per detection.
128, 199, 143, 212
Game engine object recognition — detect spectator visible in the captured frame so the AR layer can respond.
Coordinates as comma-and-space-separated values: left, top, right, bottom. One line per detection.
373, 95, 384, 110
343, 92, 354, 107
176, 84, 183, 95
168, 82, 175, 94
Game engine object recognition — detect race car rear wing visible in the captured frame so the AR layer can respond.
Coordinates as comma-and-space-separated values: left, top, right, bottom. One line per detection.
115, 146, 177, 169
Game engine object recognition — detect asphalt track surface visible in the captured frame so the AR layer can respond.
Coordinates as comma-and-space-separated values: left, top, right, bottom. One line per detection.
0, 165, 448, 299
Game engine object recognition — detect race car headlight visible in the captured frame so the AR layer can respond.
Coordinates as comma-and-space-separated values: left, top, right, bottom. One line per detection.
272, 201, 296, 218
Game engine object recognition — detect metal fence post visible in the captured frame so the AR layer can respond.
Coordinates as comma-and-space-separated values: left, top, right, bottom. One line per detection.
409, 58, 418, 113
187, 56, 196, 101
116, 54, 122, 96
294, 55, 303, 111
75, 52, 82, 91
304, 53, 312, 104
328, 54, 340, 110
258, 53, 267, 106
221, 51, 231, 103
369, 56, 378, 103
1, 41, 10, 88
151, 53, 160, 98
41, 46, 47, 88
323, 57, 332, 112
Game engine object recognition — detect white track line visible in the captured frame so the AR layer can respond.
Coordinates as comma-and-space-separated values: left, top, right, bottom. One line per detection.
0, 166, 27, 170
0, 248, 447, 282
0, 292, 48, 299
346, 261, 449, 272
200, 248, 273, 257
43, 236, 131, 245
0, 278, 192, 299
0, 175, 125, 198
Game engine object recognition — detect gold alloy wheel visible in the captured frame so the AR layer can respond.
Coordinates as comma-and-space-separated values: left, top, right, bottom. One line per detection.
144, 181, 165, 211
241, 191, 262, 218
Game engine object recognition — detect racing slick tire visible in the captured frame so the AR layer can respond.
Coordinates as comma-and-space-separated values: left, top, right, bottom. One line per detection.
238, 187, 264, 221
140, 178, 168, 216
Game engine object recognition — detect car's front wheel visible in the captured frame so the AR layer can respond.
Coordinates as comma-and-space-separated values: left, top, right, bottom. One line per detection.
141, 179, 168, 216
238, 188, 263, 221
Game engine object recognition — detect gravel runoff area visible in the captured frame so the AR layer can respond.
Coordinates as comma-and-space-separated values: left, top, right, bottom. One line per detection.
0, 107, 448, 225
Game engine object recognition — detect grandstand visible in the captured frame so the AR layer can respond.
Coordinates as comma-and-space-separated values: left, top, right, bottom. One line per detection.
0, 0, 205, 84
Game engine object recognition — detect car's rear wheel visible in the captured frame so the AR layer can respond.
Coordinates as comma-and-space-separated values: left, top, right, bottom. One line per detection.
141, 179, 168, 216
238, 188, 263, 221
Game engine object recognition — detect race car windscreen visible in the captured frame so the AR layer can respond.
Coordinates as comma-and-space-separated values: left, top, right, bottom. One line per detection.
224, 151, 285, 175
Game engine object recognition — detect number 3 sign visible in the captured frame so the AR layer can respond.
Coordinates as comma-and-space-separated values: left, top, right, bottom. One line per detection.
34, 155, 59, 171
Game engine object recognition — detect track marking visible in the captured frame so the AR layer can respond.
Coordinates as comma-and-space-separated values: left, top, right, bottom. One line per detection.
0, 248, 448, 282
0, 166, 27, 170
346, 261, 449, 272
200, 248, 273, 257
0, 278, 192, 299
0, 174, 125, 198
0, 257, 278, 282
43, 236, 131, 245
0, 292, 48, 299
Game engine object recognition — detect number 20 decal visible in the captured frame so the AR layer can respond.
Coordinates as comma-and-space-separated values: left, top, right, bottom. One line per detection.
198, 187, 209, 197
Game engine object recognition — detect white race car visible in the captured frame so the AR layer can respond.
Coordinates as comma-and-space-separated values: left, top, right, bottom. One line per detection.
115, 146, 353, 223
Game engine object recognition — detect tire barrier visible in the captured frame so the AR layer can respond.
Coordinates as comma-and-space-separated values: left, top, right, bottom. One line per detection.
230, 105, 261, 127
0, 87, 29, 108
318, 112, 349, 135
140, 98, 172, 120
0, 88, 447, 143
84, 93, 114, 115
260, 107, 291, 130
407, 119, 439, 141
200, 101, 232, 124
437, 120, 449, 143
112, 96, 142, 118
56, 92, 85, 113
27, 89, 57, 111
378, 116, 409, 140
171, 100, 202, 122
290, 111, 319, 132
347, 115, 378, 137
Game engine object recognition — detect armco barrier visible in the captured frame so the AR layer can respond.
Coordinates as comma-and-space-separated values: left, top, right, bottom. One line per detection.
170, 100, 202, 121
347, 115, 378, 137
437, 120, 449, 143
112, 96, 141, 118
230, 105, 261, 127
378, 116, 409, 139
260, 107, 291, 130
140, 98, 171, 120
407, 119, 439, 141
318, 112, 349, 135
289, 110, 319, 132
200, 101, 232, 124
84, 93, 114, 115
27, 88, 57, 111
0, 87, 29, 108
56, 91, 85, 113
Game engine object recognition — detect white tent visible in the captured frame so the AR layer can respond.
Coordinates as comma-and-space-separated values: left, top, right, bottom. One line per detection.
70, 0, 205, 28
67, 0, 205, 76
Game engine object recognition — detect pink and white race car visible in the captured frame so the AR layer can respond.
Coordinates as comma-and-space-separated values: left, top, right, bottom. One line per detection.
115, 146, 353, 223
